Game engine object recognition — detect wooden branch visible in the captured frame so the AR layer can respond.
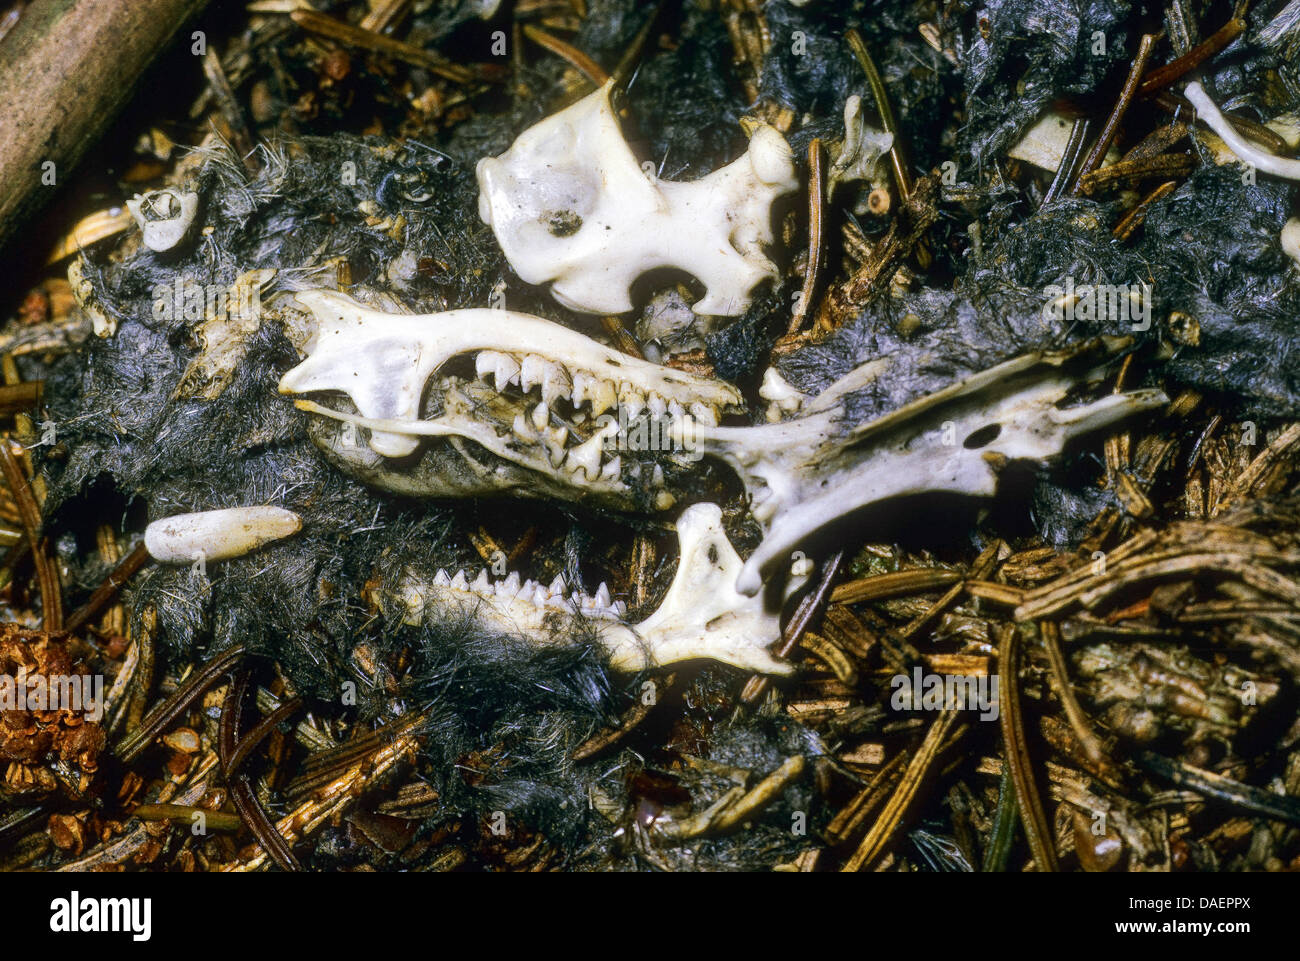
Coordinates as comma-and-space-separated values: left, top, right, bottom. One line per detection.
0, 0, 211, 254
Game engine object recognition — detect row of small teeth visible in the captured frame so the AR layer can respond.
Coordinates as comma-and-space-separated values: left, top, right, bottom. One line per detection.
474, 350, 722, 424
431, 567, 627, 619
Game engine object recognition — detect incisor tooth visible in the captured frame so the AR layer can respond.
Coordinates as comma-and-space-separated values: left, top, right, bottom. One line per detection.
648, 392, 667, 418
601, 456, 621, 481
651, 464, 665, 488
531, 402, 549, 432
512, 413, 532, 438
595, 582, 611, 608
668, 400, 685, 420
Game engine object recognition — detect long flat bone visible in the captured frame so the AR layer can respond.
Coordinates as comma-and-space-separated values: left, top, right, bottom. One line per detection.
391, 503, 805, 674
692, 338, 1168, 595
278, 290, 741, 458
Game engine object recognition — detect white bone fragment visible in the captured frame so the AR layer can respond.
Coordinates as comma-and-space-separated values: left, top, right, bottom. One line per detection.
1283, 217, 1300, 267
390, 503, 806, 674
691, 340, 1169, 595
829, 96, 894, 192
127, 188, 200, 252
68, 257, 116, 338
759, 367, 808, 422
476, 80, 798, 316
144, 507, 301, 564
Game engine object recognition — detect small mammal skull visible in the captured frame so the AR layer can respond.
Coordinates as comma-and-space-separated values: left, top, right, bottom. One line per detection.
278, 290, 742, 510
476, 81, 799, 316
126, 188, 200, 253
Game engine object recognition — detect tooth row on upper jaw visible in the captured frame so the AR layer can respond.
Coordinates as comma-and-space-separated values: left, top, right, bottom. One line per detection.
466, 347, 715, 489
470, 348, 722, 425
424, 566, 627, 620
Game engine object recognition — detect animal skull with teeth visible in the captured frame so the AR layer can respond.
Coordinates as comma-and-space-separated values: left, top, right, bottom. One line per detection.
278, 290, 742, 512
280, 292, 1168, 602
382, 502, 805, 675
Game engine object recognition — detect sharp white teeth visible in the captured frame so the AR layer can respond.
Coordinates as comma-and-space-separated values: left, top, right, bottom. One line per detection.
668, 400, 685, 420
589, 379, 617, 417
546, 593, 574, 612
498, 572, 521, 597
531, 585, 549, 606
601, 456, 621, 481
565, 432, 603, 479
621, 386, 645, 419
612, 600, 627, 617
572, 371, 595, 408
543, 425, 568, 466
542, 365, 571, 406
648, 392, 667, 418
450, 570, 468, 590
494, 354, 521, 390
531, 402, 550, 432
690, 402, 718, 426
475, 352, 496, 381
512, 412, 533, 438
472, 569, 491, 591
520, 354, 547, 393
433, 569, 451, 586
595, 582, 611, 608
548, 574, 566, 595
652, 464, 665, 488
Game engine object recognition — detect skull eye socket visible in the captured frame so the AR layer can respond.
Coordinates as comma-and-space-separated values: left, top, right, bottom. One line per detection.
963, 423, 1002, 449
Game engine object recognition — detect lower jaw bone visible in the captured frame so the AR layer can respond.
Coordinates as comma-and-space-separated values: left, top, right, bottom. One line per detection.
386, 503, 805, 675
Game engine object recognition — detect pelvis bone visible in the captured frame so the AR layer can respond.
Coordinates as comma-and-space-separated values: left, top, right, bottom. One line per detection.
476, 80, 798, 316
280, 293, 1167, 596
385, 502, 805, 674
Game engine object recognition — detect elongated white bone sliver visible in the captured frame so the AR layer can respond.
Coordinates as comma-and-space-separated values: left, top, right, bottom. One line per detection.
1183, 82, 1300, 180
144, 507, 302, 564
476, 80, 798, 316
